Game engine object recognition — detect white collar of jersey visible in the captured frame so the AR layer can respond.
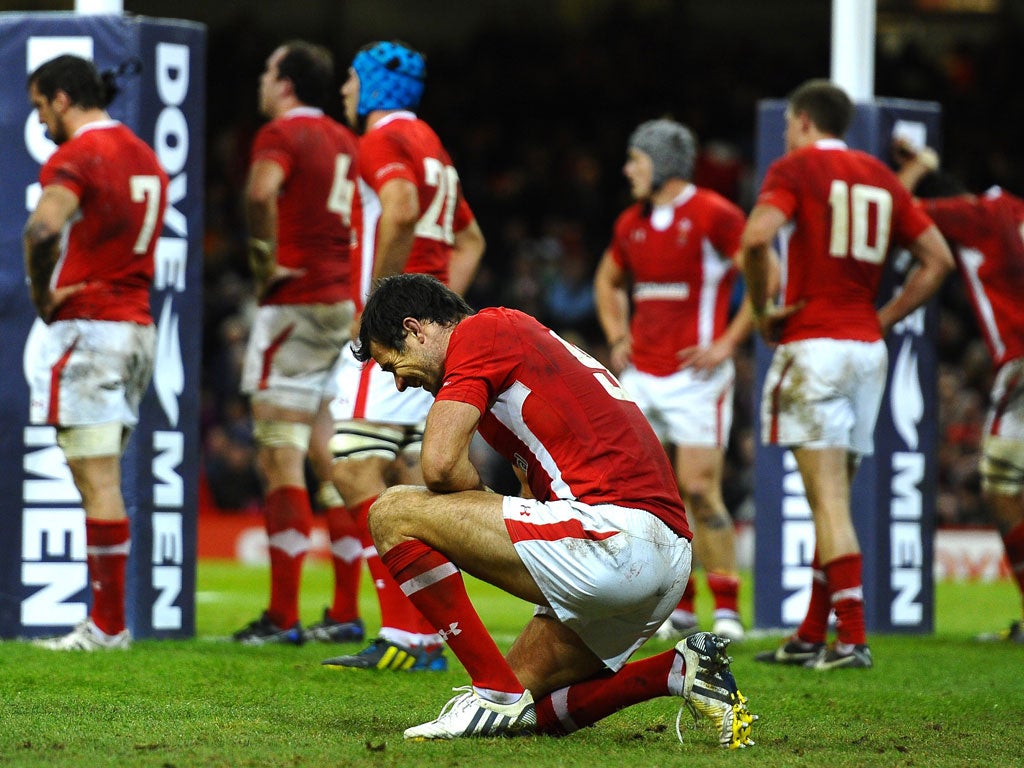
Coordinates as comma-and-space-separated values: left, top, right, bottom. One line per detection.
650, 185, 696, 231
670, 184, 697, 208
983, 185, 1003, 200
813, 138, 847, 150
73, 118, 120, 137
283, 106, 323, 119
371, 110, 417, 131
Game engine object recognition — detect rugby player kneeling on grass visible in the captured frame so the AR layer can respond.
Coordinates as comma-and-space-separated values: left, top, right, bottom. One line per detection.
349, 273, 757, 747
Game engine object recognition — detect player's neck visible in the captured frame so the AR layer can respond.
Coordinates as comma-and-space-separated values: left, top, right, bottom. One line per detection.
650, 179, 690, 207
272, 95, 308, 119
796, 126, 837, 150
364, 109, 411, 131
64, 107, 111, 136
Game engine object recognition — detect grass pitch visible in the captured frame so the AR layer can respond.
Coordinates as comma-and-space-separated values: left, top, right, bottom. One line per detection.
2, 562, 1021, 768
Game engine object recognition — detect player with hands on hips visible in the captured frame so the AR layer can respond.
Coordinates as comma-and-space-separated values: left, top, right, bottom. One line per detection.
743, 79, 954, 670
232, 40, 364, 647
23, 54, 168, 651
594, 118, 752, 642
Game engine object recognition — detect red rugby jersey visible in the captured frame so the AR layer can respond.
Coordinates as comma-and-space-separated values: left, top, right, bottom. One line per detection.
436, 307, 692, 539
609, 185, 744, 376
351, 111, 473, 306
921, 187, 1024, 370
756, 140, 932, 344
250, 108, 359, 305
40, 120, 168, 323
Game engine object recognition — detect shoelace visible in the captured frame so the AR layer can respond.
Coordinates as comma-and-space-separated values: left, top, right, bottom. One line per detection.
434, 685, 476, 720
675, 700, 700, 743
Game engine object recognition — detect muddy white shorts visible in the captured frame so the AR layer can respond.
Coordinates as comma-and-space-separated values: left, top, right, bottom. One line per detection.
329, 341, 433, 426
25, 318, 155, 427
504, 496, 691, 671
761, 338, 887, 456
619, 360, 734, 448
240, 302, 353, 412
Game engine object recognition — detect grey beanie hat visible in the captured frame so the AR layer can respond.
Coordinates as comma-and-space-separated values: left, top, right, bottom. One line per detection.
628, 119, 697, 189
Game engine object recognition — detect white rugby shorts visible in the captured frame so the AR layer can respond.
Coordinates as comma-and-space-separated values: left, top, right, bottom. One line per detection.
761, 338, 887, 456
619, 359, 734, 448
329, 341, 434, 425
25, 318, 155, 428
504, 496, 691, 671
985, 356, 1024, 441
240, 302, 353, 412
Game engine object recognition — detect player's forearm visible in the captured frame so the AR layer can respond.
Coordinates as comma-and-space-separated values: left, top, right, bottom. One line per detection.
593, 257, 630, 345
877, 263, 951, 335
741, 243, 775, 317
897, 162, 930, 194
878, 228, 954, 334
422, 455, 483, 493
721, 294, 755, 348
245, 198, 278, 285
595, 284, 630, 345
447, 221, 485, 296
22, 219, 60, 312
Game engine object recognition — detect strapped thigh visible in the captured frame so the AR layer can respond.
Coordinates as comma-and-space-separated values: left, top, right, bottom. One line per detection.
330, 422, 404, 461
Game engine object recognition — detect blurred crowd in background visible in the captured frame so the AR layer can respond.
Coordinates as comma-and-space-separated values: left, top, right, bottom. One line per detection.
196, 4, 1024, 527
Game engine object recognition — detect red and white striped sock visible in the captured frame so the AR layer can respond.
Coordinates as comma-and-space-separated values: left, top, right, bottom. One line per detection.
381, 539, 523, 696
325, 504, 361, 623
86, 517, 130, 635
534, 649, 678, 734
264, 486, 311, 629
796, 548, 831, 644
825, 553, 866, 647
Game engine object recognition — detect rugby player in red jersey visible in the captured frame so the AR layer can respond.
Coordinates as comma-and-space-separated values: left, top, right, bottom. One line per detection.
325, 41, 484, 672
350, 273, 756, 746
232, 40, 363, 647
595, 118, 752, 643
25, 54, 168, 650
897, 145, 1024, 644
743, 80, 953, 669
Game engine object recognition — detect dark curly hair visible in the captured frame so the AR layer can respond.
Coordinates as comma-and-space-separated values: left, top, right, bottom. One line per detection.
28, 54, 120, 109
354, 273, 472, 362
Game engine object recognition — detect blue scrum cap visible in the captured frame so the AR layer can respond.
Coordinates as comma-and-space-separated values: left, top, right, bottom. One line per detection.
352, 41, 426, 117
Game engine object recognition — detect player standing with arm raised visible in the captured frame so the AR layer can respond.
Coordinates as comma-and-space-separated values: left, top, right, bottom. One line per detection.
24, 55, 168, 651
350, 273, 756, 747
743, 79, 953, 670
324, 40, 484, 671
594, 118, 752, 642
896, 147, 1024, 644
232, 40, 363, 646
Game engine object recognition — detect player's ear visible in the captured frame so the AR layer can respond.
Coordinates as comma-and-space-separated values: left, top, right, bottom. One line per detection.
402, 317, 424, 341
52, 89, 71, 112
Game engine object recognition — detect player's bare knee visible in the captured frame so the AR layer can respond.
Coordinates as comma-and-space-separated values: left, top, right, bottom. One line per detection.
369, 486, 430, 548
